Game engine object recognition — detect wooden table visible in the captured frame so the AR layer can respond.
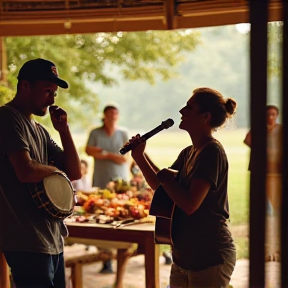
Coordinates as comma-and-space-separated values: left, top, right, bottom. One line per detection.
66, 222, 160, 288
0, 222, 160, 288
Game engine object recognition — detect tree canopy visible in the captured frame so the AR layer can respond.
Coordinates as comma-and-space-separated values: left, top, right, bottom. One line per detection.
4, 30, 200, 128
0, 85, 14, 106
268, 22, 283, 77
90, 24, 283, 131
2, 23, 283, 132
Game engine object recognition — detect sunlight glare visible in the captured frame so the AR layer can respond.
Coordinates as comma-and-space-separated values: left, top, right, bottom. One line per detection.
235, 23, 251, 34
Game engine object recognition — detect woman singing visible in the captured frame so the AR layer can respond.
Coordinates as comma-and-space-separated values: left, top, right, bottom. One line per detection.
127, 87, 237, 288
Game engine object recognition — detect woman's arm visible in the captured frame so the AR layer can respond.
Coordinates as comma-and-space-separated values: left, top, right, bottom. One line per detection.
157, 169, 211, 215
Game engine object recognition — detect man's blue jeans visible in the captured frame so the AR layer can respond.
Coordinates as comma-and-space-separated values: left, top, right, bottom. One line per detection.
3, 251, 65, 288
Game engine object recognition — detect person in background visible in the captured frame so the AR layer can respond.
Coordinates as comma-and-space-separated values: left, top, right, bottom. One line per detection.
127, 87, 237, 288
85, 104, 129, 273
243, 104, 283, 261
72, 159, 92, 192
86, 105, 129, 188
0, 58, 81, 288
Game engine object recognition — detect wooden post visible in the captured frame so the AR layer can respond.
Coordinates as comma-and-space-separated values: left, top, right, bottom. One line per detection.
0, 37, 7, 83
115, 249, 131, 288
144, 239, 160, 288
70, 263, 82, 288
249, 0, 268, 287
281, 0, 288, 286
0, 251, 10, 288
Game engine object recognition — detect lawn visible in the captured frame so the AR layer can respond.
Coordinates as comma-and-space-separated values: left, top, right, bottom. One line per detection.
71, 128, 250, 259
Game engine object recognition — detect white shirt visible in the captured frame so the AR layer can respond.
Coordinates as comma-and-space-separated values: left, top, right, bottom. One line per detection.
72, 176, 92, 192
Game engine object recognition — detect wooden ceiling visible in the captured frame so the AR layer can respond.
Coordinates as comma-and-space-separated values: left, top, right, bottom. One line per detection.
0, 0, 284, 37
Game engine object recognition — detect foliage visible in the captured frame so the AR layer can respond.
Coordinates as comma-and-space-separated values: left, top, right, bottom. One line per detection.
93, 24, 283, 131
268, 22, 283, 77
0, 85, 14, 106
234, 236, 249, 259
3, 24, 283, 132
94, 25, 251, 130
4, 31, 200, 129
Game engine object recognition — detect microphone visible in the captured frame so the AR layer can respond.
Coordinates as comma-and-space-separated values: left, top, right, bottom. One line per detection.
119, 118, 174, 155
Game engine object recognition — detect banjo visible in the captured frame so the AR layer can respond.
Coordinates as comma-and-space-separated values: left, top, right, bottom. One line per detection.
29, 171, 76, 219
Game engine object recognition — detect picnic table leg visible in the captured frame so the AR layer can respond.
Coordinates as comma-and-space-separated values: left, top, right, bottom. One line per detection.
144, 239, 160, 288
70, 263, 83, 288
114, 248, 131, 288
0, 251, 10, 288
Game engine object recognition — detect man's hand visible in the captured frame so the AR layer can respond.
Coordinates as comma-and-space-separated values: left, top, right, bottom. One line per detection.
49, 105, 68, 133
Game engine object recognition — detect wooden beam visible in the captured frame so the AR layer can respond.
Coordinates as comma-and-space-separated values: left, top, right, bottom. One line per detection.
0, 19, 167, 37
164, 0, 176, 30
249, 0, 268, 286
0, 5, 165, 21
176, 9, 248, 29
0, 0, 284, 37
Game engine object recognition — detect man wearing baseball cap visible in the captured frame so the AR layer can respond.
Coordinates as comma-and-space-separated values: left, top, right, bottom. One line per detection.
0, 58, 81, 288
17, 58, 69, 89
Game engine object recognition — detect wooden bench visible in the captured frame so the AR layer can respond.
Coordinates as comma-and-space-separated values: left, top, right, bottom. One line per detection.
64, 244, 115, 288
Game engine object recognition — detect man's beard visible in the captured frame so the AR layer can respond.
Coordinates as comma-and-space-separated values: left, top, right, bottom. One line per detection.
34, 107, 48, 117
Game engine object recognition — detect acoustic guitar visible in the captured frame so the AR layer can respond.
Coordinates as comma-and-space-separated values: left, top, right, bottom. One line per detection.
149, 184, 175, 245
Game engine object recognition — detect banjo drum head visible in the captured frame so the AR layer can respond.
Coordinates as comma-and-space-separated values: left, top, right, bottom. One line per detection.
43, 173, 74, 212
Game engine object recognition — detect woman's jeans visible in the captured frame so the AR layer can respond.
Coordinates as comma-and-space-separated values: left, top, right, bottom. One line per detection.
170, 248, 236, 288
3, 251, 65, 288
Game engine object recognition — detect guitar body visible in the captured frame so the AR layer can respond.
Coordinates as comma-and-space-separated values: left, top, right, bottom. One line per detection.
150, 185, 175, 245
154, 217, 174, 245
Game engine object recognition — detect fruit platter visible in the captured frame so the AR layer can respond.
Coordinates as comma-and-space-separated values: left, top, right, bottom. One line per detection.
70, 179, 154, 224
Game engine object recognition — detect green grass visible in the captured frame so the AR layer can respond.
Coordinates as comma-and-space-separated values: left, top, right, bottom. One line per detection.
71, 128, 250, 259
234, 236, 249, 259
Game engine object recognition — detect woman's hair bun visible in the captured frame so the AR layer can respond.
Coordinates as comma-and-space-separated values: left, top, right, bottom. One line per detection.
225, 98, 237, 116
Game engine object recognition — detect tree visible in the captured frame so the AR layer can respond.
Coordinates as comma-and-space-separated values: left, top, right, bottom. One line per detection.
96, 25, 251, 129
268, 22, 283, 77
0, 85, 14, 106
4, 31, 200, 129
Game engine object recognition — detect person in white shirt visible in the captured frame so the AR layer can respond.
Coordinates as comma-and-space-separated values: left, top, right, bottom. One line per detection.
72, 159, 92, 192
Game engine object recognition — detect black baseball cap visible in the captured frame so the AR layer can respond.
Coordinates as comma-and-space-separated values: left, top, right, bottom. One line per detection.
17, 58, 68, 89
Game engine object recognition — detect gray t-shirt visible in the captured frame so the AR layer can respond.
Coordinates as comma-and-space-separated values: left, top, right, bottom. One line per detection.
0, 105, 65, 254
87, 127, 129, 188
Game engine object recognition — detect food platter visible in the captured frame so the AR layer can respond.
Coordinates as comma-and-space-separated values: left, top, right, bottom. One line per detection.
70, 179, 154, 224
